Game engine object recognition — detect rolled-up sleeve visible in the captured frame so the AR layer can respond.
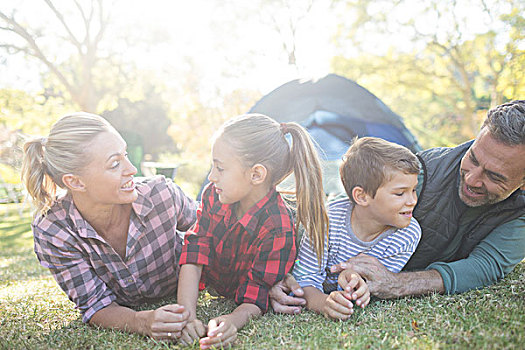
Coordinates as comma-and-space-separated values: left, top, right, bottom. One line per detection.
427, 217, 525, 294
33, 225, 116, 323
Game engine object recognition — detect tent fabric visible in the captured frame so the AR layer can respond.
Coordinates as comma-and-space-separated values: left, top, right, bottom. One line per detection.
249, 74, 421, 154
303, 110, 417, 161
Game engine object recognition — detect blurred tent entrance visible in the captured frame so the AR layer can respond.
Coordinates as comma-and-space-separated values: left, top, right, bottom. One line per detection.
199, 73, 421, 198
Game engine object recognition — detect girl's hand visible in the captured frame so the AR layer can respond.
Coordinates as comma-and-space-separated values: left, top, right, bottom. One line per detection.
180, 318, 207, 346
145, 304, 189, 340
199, 317, 237, 349
322, 290, 355, 320
338, 268, 370, 308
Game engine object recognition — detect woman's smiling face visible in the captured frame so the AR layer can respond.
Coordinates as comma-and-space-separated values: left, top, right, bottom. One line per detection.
76, 130, 138, 205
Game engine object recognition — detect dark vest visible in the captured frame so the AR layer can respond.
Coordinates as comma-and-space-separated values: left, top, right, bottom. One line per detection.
403, 140, 525, 271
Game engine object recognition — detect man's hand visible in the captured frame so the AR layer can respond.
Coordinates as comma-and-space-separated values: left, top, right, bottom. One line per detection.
332, 254, 446, 298
269, 273, 306, 314
331, 254, 400, 299
199, 317, 237, 349
180, 318, 207, 346
322, 291, 355, 320
338, 269, 370, 308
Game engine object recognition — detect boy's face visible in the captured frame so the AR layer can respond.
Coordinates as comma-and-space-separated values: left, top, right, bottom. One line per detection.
365, 171, 418, 229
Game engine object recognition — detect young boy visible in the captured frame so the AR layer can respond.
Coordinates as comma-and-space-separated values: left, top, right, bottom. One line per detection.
292, 137, 421, 320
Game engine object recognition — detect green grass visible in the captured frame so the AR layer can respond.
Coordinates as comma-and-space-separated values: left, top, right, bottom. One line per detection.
0, 203, 523, 349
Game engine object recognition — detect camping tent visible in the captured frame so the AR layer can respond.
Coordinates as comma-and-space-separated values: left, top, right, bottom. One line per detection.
199, 74, 421, 198
248, 74, 422, 195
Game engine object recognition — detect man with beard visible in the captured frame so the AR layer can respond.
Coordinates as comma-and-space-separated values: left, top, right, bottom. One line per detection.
270, 100, 525, 311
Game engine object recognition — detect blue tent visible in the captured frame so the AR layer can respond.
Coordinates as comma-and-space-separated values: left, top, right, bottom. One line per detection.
249, 74, 421, 156
199, 74, 421, 198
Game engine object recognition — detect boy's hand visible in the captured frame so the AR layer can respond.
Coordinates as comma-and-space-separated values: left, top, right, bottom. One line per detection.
180, 318, 206, 346
337, 268, 370, 308
322, 290, 355, 320
199, 317, 237, 349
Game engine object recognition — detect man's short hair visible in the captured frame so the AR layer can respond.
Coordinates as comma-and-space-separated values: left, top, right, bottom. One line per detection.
340, 137, 420, 203
482, 100, 525, 146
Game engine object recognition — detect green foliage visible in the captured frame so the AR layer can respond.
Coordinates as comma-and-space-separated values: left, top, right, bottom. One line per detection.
332, 0, 525, 149
0, 89, 73, 135
102, 93, 174, 159
0, 204, 523, 349
0, 164, 19, 184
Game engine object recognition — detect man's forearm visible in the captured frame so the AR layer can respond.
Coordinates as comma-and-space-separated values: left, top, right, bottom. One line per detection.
381, 269, 445, 298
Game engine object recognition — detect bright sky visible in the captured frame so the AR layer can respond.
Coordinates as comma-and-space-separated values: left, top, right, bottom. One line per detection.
115, 0, 340, 96
0, 0, 510, 97
1, 0, 338, 96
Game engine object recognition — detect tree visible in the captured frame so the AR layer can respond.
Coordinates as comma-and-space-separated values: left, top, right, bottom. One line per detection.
0, 0, 113, 112
102, 88, 174, 160
331, 0, 524, 147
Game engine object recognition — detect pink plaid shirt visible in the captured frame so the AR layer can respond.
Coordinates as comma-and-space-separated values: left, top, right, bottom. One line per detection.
32, 176, 197, 322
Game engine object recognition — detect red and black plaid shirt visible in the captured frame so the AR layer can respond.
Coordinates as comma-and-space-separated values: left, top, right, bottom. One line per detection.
180, 183, 296, 312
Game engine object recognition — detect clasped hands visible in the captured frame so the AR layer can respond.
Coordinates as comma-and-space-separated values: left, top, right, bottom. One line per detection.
321, 267, 370, 320
180, 315, 237, 349
147, 305, 235, 348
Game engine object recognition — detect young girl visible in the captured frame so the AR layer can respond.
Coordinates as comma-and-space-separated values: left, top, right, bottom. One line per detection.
177, 113, 329, 348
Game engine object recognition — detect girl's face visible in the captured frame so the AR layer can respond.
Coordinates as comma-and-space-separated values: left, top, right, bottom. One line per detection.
76, 130, 138, 206
208, 137, 260, 212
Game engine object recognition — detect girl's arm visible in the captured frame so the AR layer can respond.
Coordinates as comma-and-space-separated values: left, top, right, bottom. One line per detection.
177, 264, 203, 319
199, 303, 262, 349
177, 263, 207, 345
90, 302, 188, 339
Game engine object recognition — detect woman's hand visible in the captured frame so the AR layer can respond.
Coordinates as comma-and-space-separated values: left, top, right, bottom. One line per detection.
143, 304, 190, 340
90, 302, 189, 341
199, 317, 237, 349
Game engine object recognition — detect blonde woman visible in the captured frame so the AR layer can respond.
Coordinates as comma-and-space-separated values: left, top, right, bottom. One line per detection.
22, 112, 196, 340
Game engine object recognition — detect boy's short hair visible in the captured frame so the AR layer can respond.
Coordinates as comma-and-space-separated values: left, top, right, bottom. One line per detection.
340, 137, 420, 203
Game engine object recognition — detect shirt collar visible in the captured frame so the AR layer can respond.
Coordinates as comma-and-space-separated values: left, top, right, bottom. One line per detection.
131, 180, 155, 223
209, 185, 281, 235
62, 193, 99, 239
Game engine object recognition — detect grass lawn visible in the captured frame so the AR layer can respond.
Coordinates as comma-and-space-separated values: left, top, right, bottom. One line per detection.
0, 203, 523, 349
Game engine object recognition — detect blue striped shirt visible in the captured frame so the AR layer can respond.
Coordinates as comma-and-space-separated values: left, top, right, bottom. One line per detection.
293, 198, 421, 293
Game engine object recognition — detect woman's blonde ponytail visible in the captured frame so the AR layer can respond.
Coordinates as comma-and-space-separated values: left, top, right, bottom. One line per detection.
21, 112, 113, 216
21, 138, 57, 215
